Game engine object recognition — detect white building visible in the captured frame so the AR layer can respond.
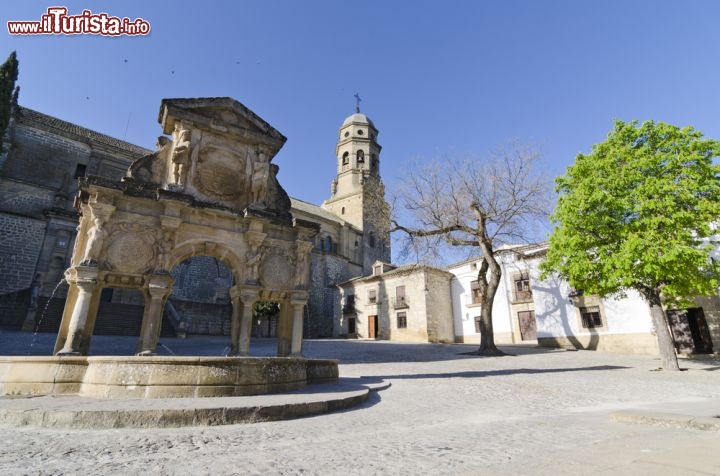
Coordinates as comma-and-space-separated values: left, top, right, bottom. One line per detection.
449, 244, 718, 355
326, 242, 720, 355
448, 245, 541, 345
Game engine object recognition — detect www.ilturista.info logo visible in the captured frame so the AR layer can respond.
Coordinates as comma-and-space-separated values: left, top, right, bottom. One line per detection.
7, 7, 150, 36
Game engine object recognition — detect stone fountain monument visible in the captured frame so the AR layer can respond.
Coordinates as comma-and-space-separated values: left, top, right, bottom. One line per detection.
0, 97, 338, 398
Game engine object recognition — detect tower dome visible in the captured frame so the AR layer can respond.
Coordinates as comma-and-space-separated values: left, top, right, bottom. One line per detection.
341, 113, 375, 128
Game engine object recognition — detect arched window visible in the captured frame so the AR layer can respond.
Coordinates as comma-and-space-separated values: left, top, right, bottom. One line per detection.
341, 207, 345, 215
342, 152, 349, 166
369, 232, 375, 248
356, 150, 365, 165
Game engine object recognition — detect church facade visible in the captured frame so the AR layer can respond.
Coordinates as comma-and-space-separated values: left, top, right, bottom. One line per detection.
0, 91, 390, 339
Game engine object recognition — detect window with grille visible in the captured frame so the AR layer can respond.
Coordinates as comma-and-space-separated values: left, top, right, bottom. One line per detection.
470, 280, 481, 304
580, 306, 603, 328
514, 277, 532, 301
397, 312, 407, 329
368, 289, 377, 304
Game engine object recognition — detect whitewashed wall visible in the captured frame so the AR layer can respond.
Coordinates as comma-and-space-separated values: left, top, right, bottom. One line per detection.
448, 258, 515, 343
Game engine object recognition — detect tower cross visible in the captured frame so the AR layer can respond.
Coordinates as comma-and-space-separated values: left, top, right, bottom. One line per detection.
354, 93, 361, 113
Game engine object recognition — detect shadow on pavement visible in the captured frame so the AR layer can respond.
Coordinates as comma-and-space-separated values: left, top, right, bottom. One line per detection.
371, 365, 630, 380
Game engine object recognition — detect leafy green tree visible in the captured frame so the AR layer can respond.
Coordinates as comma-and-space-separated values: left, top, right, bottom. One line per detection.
253, 300, 279, 318
0, 51, 19, 153
541, 120, 720, 370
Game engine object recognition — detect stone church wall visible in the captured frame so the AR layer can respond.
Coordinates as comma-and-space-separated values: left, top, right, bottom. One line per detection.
170, 256, 233, 303
5, 122, 91, 190
0, 179, 56, 218
306, 251, 360, 337
0, 212, 45, 295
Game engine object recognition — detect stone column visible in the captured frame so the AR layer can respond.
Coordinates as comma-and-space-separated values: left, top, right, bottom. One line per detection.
290, 299, 306, 356
229, 286, 242, 355
56, 266, 98, 355
136, 275, 174, 355
277, 300, 293, 357
229, 287, 259, 355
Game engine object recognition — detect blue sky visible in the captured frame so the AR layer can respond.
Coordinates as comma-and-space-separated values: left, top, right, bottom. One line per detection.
4, 1, 720, 261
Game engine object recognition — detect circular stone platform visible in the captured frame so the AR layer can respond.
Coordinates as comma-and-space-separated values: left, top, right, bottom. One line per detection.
0, 378, 390, 429
0, 356, 338, 399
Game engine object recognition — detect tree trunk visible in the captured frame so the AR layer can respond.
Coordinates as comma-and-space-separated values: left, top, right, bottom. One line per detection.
477, 260, 504, 356
645, 288, 680, 371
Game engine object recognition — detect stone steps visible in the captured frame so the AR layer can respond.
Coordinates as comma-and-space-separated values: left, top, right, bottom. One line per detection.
0, 377, 390, 429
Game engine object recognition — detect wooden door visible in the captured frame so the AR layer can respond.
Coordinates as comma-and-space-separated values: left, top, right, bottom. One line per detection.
688, 308, 714, 354
518, 310, 537, 341
368, 315, 378, 339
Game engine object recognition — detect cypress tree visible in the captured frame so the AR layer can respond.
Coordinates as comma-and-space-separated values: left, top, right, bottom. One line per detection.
0, 51, 19, 153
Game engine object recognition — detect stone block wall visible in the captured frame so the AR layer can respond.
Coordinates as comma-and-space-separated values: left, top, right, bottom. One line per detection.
169, 299, 232, 336
424, 270, 454, 343
170, 256, 233, 303
0, 212, 45, 295
5, 122, 91, 191
0, 179, 56, 218
307, 251, 360, 337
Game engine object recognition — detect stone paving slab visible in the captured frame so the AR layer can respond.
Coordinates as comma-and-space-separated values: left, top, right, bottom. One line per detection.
0, 377, 390, 429
612, 398, 720, 431
2, 333, 720, 474
613, 410, 720, 431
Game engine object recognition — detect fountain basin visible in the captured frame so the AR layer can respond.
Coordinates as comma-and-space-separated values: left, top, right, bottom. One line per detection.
0, 356, 338, 398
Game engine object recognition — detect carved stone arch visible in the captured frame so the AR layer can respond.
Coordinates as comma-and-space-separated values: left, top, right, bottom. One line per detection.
53, 97, 320, 359
168, 240, 243, 285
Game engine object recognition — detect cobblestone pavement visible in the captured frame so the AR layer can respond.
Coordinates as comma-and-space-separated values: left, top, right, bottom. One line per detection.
1, 331, 720, 475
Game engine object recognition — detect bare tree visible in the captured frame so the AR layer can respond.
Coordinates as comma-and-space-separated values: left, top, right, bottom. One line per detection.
392, 143, 551, 355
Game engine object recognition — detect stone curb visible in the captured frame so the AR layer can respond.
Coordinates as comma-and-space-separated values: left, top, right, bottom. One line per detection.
612, 411, 720, 432
0, 379, 391, 429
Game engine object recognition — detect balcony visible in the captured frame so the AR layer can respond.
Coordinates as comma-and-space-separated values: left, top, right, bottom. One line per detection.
391, 296, 409, 309
342, 303, 356, 314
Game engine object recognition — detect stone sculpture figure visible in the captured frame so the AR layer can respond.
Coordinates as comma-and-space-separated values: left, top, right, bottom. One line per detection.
251, 148, 270, 206
245, 243, 264, 283
81, 216, 106, 265
294, 253, 309, 287
155, 230, 174, 272
172, 123, 192, 185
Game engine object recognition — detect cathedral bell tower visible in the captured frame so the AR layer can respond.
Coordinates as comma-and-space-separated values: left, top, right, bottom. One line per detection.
322, 98, 391, 272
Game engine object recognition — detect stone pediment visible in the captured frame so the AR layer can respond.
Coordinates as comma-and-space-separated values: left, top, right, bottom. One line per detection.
126, 97, 291, 218
158, 97, 287, 153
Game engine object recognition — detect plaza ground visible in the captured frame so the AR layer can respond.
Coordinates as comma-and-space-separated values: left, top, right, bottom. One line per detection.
1, 331, 719, 475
